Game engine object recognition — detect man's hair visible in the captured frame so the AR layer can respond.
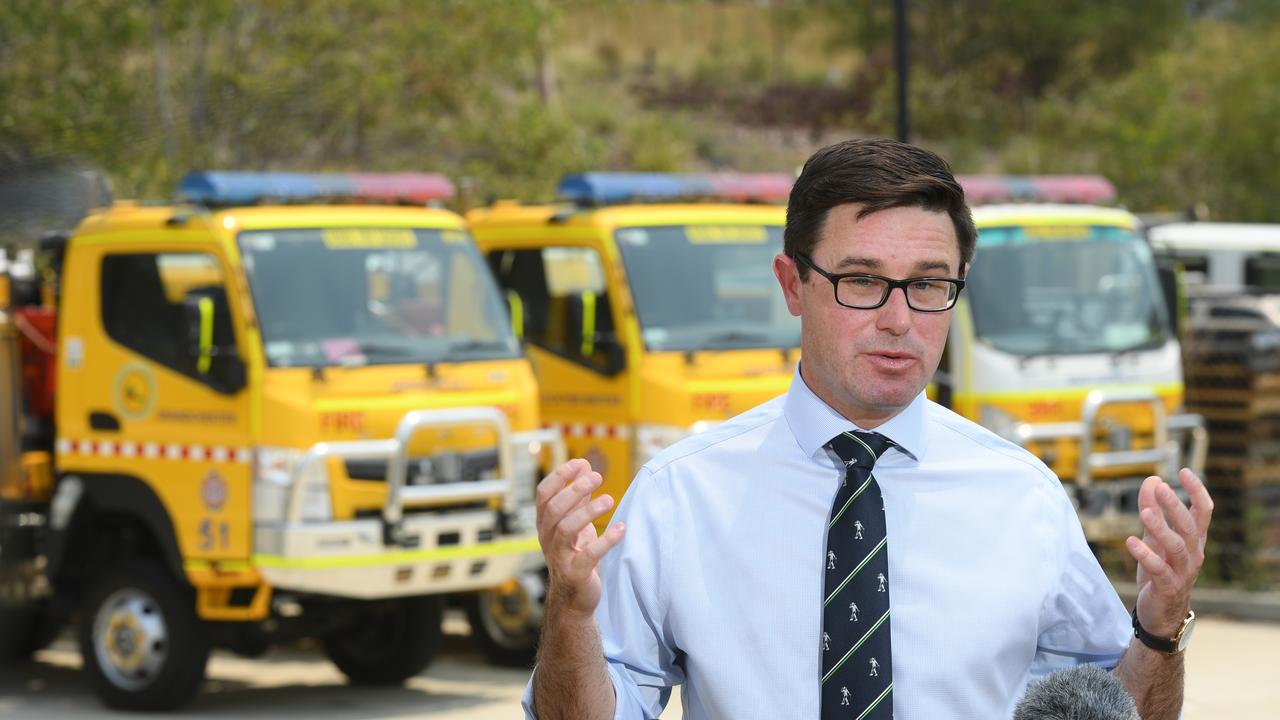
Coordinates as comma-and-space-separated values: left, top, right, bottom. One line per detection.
784, 137, 977, 277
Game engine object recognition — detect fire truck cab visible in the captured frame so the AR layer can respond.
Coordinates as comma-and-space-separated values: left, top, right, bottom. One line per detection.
0, 172, 559, 710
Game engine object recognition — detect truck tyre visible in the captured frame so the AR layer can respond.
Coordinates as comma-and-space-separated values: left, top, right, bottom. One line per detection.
323, 595, 444, 684
465, 582, 540, 667
78, 559, 209, 711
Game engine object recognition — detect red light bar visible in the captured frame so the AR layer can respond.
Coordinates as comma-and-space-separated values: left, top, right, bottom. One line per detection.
350, 173, 455, 203
557, 172, 792, 205
957, 175, 1115, 205
1029, 176, 1115, 204
705, 173, 793, 203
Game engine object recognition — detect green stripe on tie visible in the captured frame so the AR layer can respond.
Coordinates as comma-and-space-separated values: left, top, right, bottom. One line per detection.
855, 684, 893, 720
843, 431, 880, 460
829, 477, 872, 529
822, 610, 890, 684
824, 538, 887, 606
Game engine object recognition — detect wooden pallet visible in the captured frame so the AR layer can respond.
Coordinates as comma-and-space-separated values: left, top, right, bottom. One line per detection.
1204, 484, 1280, 587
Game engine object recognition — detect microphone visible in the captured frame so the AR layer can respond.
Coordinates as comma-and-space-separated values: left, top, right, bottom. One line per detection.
1013, 663, 1140, 720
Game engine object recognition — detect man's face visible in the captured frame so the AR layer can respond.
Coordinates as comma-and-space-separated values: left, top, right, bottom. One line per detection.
774, 203, 963, 428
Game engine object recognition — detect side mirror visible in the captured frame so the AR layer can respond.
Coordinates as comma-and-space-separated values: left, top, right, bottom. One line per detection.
594, 333, 627, 376
182, 289, 246, 395
1153, 257, 1183, 339
219, 355, 248, 395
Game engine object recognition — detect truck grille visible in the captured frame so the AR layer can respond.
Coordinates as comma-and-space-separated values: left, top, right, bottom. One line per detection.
344, 448, 500, 486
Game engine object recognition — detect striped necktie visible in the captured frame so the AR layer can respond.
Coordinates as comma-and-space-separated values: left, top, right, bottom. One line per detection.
822, 430, 895, 720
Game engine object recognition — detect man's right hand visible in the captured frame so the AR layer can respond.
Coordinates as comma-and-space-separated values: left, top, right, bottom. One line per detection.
536, 459, 627, 618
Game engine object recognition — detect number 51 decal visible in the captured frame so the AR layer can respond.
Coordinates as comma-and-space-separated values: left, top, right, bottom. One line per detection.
198, 518, 230, 551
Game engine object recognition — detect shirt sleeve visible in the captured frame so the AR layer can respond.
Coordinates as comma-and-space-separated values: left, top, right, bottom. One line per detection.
1031, 486, 1132, 679
522, 466, 685, 719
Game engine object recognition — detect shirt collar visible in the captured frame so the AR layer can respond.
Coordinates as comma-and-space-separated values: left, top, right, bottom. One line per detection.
784, 363, 926, 463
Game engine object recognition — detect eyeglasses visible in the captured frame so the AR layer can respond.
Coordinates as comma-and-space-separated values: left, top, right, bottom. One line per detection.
795, 252, 965, 312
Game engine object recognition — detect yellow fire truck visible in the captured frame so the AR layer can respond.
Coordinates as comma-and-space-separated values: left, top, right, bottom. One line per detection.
0, 172, 558, 709
468, 173, 797, 660
470, 174, 798, 511
951, 176, 1207, 540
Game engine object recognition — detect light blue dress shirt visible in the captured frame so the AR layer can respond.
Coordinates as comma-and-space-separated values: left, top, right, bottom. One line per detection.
524, 369, 1131, 719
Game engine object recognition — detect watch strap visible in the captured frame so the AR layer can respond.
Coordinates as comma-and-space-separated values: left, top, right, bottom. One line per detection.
1131, 607, 1186, 654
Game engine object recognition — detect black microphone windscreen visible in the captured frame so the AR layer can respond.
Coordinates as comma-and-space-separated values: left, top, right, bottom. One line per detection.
1013, 663, 1140, 720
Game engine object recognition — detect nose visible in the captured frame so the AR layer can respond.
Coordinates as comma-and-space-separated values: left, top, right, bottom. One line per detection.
875, 286, 913, 335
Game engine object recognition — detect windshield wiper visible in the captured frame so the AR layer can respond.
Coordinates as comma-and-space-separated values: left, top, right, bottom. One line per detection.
702, 330, 773, 349
442, 338, 514, 359
357, 341, 420, 357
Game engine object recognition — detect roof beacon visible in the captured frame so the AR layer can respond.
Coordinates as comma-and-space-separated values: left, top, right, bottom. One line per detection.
557, 172, 792, 206
957, 175, 1116, 205
177, 171, 456, 206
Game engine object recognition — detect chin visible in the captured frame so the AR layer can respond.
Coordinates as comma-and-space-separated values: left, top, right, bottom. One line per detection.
847, 382, 923, 414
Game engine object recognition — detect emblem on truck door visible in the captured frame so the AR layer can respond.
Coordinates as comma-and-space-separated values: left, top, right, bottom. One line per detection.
112, 362, 157, 421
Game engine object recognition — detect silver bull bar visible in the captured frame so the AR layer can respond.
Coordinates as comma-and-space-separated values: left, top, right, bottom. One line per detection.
1004, 388, 1208, 540
255, 408, 566, 599
287, 408, 512, 538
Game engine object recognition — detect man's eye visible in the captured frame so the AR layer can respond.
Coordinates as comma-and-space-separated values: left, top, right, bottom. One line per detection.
849, 277, 878, 288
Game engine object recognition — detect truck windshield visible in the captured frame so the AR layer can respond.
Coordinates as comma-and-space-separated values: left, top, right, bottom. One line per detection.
238, 227, 519, 367
967, 226, 1171, 356
613, 224, 800, 352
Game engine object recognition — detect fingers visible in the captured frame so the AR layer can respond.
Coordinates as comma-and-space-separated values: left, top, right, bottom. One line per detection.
1128, 469, 1215, 635
1178, 467, 1214, 542
560, 494, 616, 551
571, 522, 627, 574
535, 459, 620, 576
1126, 535, 1171, 583
536, 458, 592, 511
1137, 471, 1213, 563
1155, 480, 1196, 537
1139, 504, 1190, 573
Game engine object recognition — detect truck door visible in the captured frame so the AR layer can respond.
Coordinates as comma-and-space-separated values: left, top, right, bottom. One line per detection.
486, 245, 630, 511
59, 247, 252, 564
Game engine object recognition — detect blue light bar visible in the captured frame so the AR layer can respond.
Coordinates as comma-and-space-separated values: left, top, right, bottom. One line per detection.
177, 171, 455, 205
557, 172, 791, 205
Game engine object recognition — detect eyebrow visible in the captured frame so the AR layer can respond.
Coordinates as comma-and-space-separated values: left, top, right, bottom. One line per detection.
833, 256, 955, 275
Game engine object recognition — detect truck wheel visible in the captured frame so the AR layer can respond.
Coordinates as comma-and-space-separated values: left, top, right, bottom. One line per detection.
78, 560, 209, 711
465, 576, 541, 667
323, 595, 443, 684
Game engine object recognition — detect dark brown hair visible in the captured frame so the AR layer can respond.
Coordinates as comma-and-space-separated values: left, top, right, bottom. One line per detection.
784, 138, 976, 277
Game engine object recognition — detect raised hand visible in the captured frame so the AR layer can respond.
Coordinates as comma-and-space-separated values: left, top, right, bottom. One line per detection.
1126, 468, 1214, 638
536, 458, 627, 618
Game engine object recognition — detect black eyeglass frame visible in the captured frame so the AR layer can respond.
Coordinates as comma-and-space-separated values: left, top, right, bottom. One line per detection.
794, 252, 966, 313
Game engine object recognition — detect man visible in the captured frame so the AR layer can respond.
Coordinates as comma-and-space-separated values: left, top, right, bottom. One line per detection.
525, 138, 1212, 719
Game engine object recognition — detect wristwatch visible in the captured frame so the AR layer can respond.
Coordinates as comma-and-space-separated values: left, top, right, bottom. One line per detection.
1131, 607, 1196, 654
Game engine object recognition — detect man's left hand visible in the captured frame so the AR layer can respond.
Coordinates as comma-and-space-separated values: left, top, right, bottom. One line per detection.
1127, 468, 1214, 639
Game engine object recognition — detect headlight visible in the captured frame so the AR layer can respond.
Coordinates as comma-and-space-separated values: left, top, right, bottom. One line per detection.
633, 423, 688, 470
633, 422, 716, 470
253, 446, 331, 523
509, 440, 540, 505
256, 447, 305, 486
978, 404, 1020, 441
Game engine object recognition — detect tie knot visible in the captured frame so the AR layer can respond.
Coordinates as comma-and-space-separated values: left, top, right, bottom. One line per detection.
826, 430, 893, 468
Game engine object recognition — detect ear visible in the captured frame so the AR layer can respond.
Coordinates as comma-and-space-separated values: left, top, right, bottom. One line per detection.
774, 253, 804, 317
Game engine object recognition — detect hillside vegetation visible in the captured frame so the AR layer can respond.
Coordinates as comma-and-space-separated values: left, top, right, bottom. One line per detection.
2, 1, 1279, 221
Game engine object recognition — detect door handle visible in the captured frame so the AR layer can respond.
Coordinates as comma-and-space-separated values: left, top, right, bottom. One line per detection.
89, 411, 121, 432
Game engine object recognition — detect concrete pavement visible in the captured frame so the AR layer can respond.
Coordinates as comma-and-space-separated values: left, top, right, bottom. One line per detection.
0, 614, 1276, 718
